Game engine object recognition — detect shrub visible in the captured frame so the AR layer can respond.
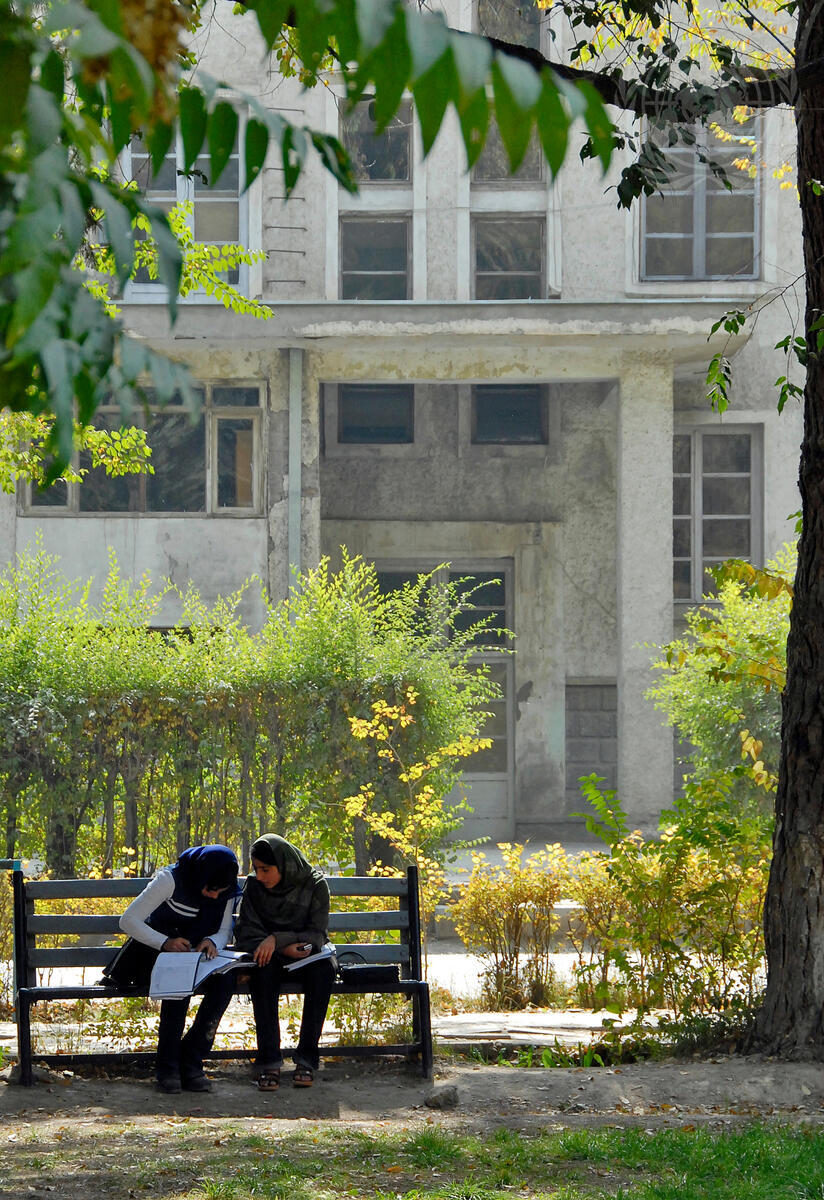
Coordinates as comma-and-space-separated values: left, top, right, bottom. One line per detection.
450, 844, 566, 1009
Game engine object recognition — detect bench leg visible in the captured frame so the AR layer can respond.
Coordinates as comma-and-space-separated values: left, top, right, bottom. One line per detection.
414, 983, 433, 1080
16, 992, 34, 1087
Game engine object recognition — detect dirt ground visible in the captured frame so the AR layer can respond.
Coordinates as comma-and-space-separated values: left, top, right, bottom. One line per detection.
3, 1052, 824, 1133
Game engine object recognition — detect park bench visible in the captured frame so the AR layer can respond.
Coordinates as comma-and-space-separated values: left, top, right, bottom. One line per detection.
11, 865, 433, 1086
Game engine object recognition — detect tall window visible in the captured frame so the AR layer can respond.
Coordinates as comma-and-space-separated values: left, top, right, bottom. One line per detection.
642, 119, 759, 281
340, 217, 410, 299
376, 564, 513, 776
338, 97, 414, 300
473, 216, 545, 299
341, 99, 412, 183
29, 385, 263, 514
122, 130, 243, 289
673, 428, 759, 600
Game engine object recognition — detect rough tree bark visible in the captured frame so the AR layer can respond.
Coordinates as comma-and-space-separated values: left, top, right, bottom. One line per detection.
747, 0, 824, 1056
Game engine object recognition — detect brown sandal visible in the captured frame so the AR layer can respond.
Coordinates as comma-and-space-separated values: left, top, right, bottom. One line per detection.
257, 1069, 280, 1091
293, 1065, 314, 1088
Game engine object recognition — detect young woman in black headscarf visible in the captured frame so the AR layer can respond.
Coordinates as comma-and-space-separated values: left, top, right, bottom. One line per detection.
105, 844, 240, 1093
234, 834, 335, 1089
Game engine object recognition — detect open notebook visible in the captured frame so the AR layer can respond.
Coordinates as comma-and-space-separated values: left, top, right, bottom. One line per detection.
149, 949, 254, 1000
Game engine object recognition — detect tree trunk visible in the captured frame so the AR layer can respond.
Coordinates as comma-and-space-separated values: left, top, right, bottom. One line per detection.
747, 2, 824, 1056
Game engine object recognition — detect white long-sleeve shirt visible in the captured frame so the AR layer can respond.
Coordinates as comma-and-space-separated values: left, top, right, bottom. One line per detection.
119, 868, 234, 952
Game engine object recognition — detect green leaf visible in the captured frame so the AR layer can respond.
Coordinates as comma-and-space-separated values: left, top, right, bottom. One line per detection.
26, 85, 62, 156
282, 124, 308, 196
449, 30, 492, 100
412, 55, 455, 156
91, 182, 134, 285
579, 81, 614, 173
39, 47, 65, 100
145, 207, 182, 319
180, 87, 208, 173
72, 12, 120, 59
457, 88, 489, 171
108, 94, 133, 157
244, 0, 292, 49
244, 118, 270, 190
57, 179, 88, 250
147, 120, 175, 178
311, 132, 357, 193
535, 74, 568, 178
208, 102, 239, 187
494, 51, 542, 111
355, 0, 399, 52
491, 58, 534, 172
366, 13, 410, 129
405, 8, 449, 80
0, 36, 32, 145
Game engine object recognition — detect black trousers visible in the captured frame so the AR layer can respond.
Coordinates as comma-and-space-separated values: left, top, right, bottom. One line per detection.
156, 972, 236, 1080
250, 957, 335, 1071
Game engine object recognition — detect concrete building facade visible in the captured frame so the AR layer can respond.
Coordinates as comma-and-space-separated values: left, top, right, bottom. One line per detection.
2, 2, 805, 842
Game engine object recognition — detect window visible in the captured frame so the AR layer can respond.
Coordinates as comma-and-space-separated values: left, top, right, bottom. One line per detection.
473, 122, 543, 184
122, 129, 243, 289
472, 384, 547, 444
29, 385, 263, 514
338, 384, 414, 443
340, 217, 410, 300
641, 119, 759, 280
376, 564, 513, 775
341, 99, 412, 183
473, 216, 544, 299
673, 428, 759, 600
477, 0, 542, 49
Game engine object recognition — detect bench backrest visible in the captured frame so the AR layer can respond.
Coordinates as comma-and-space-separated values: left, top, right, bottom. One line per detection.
12, 866, 423, 990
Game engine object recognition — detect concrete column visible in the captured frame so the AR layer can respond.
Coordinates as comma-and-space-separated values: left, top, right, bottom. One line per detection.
616, 355, 674, 834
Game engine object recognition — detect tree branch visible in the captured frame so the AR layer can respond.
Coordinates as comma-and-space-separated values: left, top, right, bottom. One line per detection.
487, 36, 824, 119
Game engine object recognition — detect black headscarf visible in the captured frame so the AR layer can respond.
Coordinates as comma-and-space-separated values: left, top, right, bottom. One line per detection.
238, 834, 328, 945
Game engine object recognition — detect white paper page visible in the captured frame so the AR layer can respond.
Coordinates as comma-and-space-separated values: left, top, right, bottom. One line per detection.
149, 951, 201, 999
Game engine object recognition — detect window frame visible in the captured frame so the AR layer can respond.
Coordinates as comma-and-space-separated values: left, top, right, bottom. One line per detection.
470, 122, 544, 188
673, 423, 763, 603
471, 213, 546, 300
640, 120, 761, 283
471, 383, 549, 445
339, 97, 414, 187
339, 214, 412, 301
25, 383, 265, 517
374, 558, 515, 780
119, 119, 251, 304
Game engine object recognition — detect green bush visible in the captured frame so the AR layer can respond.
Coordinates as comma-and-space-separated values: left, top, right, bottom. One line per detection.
0, 543, 502, 879
450, 844, 566, 1009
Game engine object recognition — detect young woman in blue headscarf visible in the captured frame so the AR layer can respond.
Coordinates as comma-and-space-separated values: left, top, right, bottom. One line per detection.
105, 844, 240, 1093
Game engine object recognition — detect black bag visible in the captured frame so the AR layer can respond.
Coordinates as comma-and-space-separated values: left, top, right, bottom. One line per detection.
100, 937, 159, 989
336, 950, 400, 988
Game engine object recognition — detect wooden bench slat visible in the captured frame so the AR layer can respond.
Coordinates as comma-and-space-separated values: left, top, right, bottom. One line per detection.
327, 877, 408, 897
29, 912, 409, 935
31, 942, 409, 969
29, 915, 123, 934
28, 876, 409, 900
27, 879, 152, 899
328, 911, 408, 932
